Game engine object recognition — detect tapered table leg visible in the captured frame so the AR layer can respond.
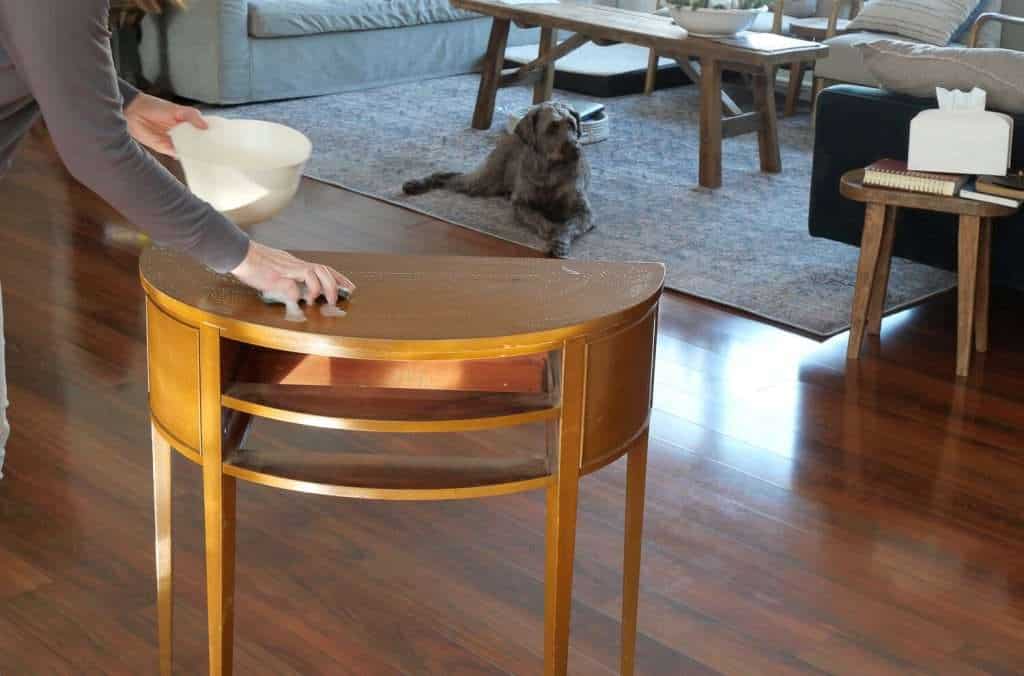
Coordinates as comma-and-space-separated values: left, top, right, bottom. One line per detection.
957, 216, 982, 377
472, 19, 511, 130
545, 340, 585, 676
200, 324, 237, 675
698, 57, 723, 189
620, 435, 649, 676
152, 423, 173, 676
848, 202, 887, 359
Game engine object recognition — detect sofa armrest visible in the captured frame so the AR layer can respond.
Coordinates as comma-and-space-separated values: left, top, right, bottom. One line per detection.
140, 0, 252, 104
968, 11, 1024, 47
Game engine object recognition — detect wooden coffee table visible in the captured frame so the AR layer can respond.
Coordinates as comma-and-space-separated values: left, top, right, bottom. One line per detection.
451, 0, 828, 188
141, 247, 664, 675
840, 169, 1019, 377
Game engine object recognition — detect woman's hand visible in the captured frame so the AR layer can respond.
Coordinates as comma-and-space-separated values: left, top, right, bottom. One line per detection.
230, 242, 356, 304
124, 92, 206, 157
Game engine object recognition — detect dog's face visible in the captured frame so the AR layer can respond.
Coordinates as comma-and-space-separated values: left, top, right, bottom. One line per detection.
515, 102, 582, 164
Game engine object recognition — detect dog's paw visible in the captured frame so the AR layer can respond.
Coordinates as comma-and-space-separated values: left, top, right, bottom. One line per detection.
402, 180, 426, 195
548, 241, 571, 259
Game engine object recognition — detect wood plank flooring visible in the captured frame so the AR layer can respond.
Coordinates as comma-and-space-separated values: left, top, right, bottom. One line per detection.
1, 126, 1023, 674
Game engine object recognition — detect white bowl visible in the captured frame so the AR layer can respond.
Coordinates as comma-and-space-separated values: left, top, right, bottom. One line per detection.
170, 116, 312, 227
667, 6, 761, 37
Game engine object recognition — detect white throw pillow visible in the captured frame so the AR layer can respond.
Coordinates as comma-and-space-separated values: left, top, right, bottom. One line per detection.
847, 0, 981, 45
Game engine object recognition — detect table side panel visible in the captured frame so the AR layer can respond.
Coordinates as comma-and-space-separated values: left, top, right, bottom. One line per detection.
581, 303, 657, 469
147, 299, 202, 454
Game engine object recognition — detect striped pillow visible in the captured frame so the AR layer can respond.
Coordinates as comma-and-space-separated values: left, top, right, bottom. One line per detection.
846, 0, 981, 45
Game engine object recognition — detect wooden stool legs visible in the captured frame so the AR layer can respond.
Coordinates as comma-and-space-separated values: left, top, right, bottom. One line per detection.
848, 204, 993, 377
867, 206, 898, 335
956, 216, 983, 377
620, 437, 649, 676
848, 203, 893, 360
975, 218, 993, 353
152, 424, 174, 676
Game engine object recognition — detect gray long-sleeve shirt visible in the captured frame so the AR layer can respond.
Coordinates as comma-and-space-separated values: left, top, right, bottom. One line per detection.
0, 0, 250, 273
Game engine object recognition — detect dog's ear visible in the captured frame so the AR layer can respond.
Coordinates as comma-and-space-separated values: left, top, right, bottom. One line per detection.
515, 108, 538, 149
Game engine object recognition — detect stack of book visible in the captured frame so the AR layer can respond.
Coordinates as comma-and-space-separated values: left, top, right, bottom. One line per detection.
862, 160, 1024, 209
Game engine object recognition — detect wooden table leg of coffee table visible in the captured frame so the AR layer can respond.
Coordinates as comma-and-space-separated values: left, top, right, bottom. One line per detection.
975, 218, 992, 353
752, 65, 781, 174
534, 27, 557, 104
957, 215, 982, 377
644, 50, 658, 95
867, 206, 898, 335
472, 18, 511, 129
847, 202, 886, 360
784, 62, 804, 117
698, 57, 723, 189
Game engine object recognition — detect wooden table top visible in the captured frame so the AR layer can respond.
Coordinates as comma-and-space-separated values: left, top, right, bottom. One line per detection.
840, 169, 1019, 218
141, 248, 665, 358
451, 0, 828, 65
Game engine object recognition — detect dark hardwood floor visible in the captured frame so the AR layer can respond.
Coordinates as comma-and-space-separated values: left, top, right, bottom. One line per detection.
2, 125, 1024, 675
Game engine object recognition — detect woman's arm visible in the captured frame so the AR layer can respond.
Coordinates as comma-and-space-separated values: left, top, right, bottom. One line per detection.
0, 0, 249, 273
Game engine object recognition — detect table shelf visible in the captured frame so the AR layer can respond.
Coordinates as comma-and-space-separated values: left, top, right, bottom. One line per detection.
222, 445, 552, 497
222, 382, 560, 433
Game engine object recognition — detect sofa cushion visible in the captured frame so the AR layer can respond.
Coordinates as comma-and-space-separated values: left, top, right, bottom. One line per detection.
860, 39, 1024, 113
845, 0, 980, 46
815, 31, 895, 85
248, 0, 477, 37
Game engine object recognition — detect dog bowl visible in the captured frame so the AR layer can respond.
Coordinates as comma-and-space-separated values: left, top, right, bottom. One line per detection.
667, 6, 761, 37
170, 116, 312, 227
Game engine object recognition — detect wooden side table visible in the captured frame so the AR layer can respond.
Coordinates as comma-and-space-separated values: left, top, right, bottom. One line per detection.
840, 169, 1018, 377
141, 248, 665, 675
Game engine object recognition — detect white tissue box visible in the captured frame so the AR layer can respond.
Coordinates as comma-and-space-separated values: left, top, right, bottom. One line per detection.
908, 109, 1014, 176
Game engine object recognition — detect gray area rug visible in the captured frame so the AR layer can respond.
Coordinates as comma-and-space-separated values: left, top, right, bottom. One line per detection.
217, 75, 955, 337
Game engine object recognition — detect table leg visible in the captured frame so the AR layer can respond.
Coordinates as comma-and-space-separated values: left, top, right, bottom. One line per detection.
867, 206, 898, 335
534, 27, 557, 104
698, 57, 723, 189
152, 423, 173, 676
752, 65, 781, 174
644, 50, 658, 95
620, 434, 648, 676
784, 62, 804, 117
472, 18, 511, 130
975, 218, 992, 353
957, 215, 982, 377
545, 340, 585, 676
200, 325, 237, 676
848, 202, 886, 360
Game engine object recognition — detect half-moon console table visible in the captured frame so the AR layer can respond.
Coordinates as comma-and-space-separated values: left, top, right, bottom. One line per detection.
140, 247, 665, 676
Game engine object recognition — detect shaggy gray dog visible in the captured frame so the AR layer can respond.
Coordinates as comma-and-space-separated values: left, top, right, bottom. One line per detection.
402, 102, 593, 258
